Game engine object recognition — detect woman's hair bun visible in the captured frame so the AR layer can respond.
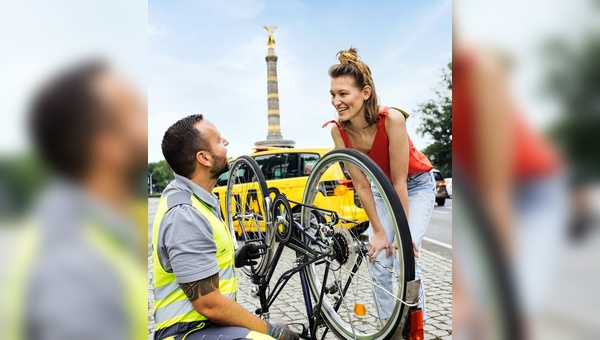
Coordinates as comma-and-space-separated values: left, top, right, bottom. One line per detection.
337, 47, 359, 63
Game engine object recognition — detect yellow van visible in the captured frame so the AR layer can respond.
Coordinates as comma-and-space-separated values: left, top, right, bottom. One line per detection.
213, 147, 368, 237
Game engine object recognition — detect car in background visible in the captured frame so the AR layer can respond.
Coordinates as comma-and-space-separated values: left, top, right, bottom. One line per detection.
433, 169, 449, 206
214, 147, 368, 236
446, 177, 452, 198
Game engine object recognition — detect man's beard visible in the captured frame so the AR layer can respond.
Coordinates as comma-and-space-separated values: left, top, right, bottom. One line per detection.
209, 152, 230, 180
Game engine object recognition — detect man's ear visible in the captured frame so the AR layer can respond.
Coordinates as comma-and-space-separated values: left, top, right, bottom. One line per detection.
363, 85, 372, 100
196, 150, 212, 168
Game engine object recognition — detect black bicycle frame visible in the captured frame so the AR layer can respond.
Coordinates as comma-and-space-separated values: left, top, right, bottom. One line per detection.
252, 216, 340, 340
247, 194, 372, 339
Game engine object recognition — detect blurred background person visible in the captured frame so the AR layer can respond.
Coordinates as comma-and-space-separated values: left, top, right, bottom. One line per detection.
1, 60, 148, 340
453, 0, 599, 339
0, 2, 147, 339
453, 40, 568, 340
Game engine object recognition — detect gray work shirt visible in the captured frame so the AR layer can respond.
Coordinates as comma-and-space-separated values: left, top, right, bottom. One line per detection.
157, 174, 224, 284
24, 180, 141, 340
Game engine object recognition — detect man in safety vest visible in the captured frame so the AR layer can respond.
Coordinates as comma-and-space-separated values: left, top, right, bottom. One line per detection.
2, 60, 148, 340
152, 114, 298, 340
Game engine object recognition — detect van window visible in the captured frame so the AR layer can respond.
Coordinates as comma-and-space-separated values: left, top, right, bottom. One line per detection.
215, 169, 230, 187
433, 171, 444, 181
253, 153, 301, 180
284, 153, 299, 178
300, 153, 320, 176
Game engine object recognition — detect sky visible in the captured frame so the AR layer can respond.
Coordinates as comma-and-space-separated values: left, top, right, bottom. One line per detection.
148, 0, 452, 162
0, 0, 590, 165
454, 0, 597, 131
0, 0, 147, 156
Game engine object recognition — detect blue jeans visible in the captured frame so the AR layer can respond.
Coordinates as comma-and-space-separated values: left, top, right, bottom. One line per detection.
514, 171, 568, 318
368, 170, 435, 321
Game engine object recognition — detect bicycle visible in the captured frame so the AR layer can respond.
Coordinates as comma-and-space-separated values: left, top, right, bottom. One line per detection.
226, 149, 421, 340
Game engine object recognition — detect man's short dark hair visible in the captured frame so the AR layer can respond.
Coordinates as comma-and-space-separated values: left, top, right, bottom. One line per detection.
29, 60, 108, 179
161, 114, 211, 178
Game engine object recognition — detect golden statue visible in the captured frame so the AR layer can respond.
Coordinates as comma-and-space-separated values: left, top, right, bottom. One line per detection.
263, 26, 277, 46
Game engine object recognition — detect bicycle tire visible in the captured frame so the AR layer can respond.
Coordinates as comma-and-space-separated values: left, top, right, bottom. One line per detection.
453, 169, 523, 339
225, 155, 273, 277
300, 148, 414, 340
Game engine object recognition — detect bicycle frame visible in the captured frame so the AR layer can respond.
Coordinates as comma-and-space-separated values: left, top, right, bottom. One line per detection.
249, 204, 368, 340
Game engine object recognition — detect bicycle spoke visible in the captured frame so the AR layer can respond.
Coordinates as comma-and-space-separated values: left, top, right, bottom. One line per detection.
225, 156, 273, 278
331, 268, 358, 340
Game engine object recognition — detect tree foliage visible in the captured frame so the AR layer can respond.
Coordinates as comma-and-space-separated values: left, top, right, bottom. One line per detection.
0, 154, 48, 217
544, 36, 600, 183
416, 62, 452, 177
148, 160, 174, 194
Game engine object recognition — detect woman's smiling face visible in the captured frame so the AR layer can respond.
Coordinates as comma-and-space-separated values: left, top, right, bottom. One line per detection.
330, 75, 369, 122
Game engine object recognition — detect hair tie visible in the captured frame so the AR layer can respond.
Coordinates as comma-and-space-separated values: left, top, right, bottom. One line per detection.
339, 51, 358, 63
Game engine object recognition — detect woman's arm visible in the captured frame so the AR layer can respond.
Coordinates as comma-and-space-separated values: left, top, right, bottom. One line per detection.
386, 109, 410, 219
386, 109, 418, 258
471, 51, 515, 261
331, 126, 391, 260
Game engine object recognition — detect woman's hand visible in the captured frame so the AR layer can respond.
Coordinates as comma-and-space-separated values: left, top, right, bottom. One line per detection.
413, 241, 419, 259
369, 230, 390, 263
390, 239, 420, 259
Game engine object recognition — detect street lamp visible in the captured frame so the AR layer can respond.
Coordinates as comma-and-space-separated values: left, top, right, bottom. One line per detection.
429, 154, 435, 167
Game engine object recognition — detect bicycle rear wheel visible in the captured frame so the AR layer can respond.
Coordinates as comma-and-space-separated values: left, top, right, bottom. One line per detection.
301, 149, 415, 340
225, 155, 273, 277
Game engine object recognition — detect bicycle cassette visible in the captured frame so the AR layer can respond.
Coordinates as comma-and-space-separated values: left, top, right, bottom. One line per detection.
333, 226, 356, 269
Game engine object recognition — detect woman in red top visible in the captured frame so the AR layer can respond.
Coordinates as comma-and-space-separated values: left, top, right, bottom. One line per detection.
324, 48, 436, 323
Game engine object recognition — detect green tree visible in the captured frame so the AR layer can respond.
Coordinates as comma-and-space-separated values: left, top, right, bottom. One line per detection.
148, 160, 174, 194
544, 35, 600, 183
416, 62, 452, 177
0, 154, 48, 217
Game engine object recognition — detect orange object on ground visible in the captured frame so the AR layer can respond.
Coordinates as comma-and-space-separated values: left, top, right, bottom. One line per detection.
353, 303, 366, 316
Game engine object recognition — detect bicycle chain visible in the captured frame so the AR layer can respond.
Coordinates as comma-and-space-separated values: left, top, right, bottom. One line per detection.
364, 250, 400, 280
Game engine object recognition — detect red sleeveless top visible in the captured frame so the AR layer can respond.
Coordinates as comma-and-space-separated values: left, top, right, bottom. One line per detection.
323, 107, 433, 182
453, 49, 560, 186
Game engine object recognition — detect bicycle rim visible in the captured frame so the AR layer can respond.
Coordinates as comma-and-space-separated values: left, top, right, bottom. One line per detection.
225, 155, 273, 277
300, 149, 414, 340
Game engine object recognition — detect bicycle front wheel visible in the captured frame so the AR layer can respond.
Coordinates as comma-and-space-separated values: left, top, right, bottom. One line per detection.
225, 155, 273, 277
301, 149, 415, 340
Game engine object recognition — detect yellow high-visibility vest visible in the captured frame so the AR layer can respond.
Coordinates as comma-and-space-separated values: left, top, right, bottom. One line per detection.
3, 217, 147, 340
152, 191, 237, 340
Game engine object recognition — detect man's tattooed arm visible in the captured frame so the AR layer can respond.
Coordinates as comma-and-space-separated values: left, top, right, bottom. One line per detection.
180, 273, 219, 301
